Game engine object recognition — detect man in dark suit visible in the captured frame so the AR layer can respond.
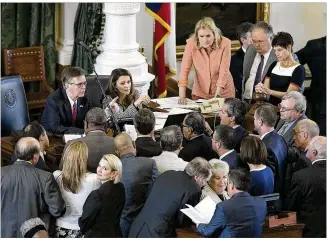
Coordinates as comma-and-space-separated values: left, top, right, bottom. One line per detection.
179, 112, 218, 162
242, 21, 277, 101
287, 136, 326, 238
230, 22, 253, 99
41, 67, 91, 135
219, 98, 248, 152
10, 121, 57, 172
1, 137, 66, 237
128, 157, 212, 238
114, 133, 159, 237
275, 91, 308, 146
296, 36, 326, 136
254, 104, 287, 202
197, 168, 266, 237
60, 107, 116, 173
212, 125, 246, 170
134, 108, 162, 157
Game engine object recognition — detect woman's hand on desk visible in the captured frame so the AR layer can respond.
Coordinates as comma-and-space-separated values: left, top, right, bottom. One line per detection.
178, 97, 187, 105
134, 95, 151, 107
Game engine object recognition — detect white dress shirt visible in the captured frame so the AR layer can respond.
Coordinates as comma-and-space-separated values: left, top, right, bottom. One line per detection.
152, 151, 188, 174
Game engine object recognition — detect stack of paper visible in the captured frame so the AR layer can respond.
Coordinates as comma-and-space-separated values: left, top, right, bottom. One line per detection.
152, 97, 200, 110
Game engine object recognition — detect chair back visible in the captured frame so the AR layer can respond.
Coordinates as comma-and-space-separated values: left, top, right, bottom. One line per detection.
1, 75, 30, 136
85, 75, 110, 107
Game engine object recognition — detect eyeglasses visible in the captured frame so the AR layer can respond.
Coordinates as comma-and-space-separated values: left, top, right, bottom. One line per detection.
68, 81, 87, 88
252, 40, 265, 46
278, 103, 294, 112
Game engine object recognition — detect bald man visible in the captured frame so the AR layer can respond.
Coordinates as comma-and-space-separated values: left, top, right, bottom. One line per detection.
287, 136, 326, 237
1, 137, 65, 237
114, 133, 159, 237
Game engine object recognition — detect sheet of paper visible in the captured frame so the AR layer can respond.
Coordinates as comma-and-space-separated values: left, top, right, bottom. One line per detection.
169, 107, 193, 115
194, 196, 216, 223
153, 112, 169, 119
124, 124, 138, 141
181, 206, 209, 224
152, 97, 199, 110
155, 118, 167, 131
64, 134, 82, 143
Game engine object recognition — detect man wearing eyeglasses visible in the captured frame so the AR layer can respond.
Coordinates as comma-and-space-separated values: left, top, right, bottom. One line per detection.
275, 91, 308, 146
41, 67, 91, 135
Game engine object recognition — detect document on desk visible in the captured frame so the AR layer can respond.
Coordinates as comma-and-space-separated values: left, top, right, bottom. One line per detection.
124, 125, 138, 141
152, 97, 200, 110
181, 196, 216, 224
63, 134, 84, 143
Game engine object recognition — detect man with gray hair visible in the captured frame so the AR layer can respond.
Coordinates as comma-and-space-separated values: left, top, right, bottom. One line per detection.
275, 91, 308, 146
287, 136, 326, 238
153, 125, 188, 173
20, 218, 48, 238
129, 157, 212, 238
60, 107, 116, 172
1, 137, 65, 237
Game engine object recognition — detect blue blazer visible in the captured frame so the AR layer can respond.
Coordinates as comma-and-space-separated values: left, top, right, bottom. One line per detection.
233, 126, 249, 153
221, 150, 248, 170
262, 131, 288, 198
197, 191, 266, 238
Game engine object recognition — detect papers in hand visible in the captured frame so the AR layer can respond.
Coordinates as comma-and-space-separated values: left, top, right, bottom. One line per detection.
181, 196, 216, 224
63, 134, 84, 143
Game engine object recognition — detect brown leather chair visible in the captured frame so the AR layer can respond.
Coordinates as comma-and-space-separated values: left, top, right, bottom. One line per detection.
3, 45, 54, 110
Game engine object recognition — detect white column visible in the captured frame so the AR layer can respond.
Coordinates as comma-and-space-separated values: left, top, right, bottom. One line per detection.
94, 3, 154, 96
56, 3, 79, 65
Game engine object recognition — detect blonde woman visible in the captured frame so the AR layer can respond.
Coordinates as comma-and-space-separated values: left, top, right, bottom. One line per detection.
201, 159, 230, 204
79, 154, 125, 238
178, 17, 235, 104
53, 141, 101, 238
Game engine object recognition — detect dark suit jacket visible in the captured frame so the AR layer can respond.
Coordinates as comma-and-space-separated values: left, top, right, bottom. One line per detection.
79, 181, 125, 238
1, 161, 66, 238
221, 150, 247, 170
10, 153, 58, 172
275, 114, 308, 146
128, 170, 201, 238
234, 125, 249, 153
60, 130, 116, 173
41, 88, 91, 135
261, 131, 288, 199
230, 47, 245, 99
135, 137, 162, 158
120, 153, 159, 237
179, 134, 218, 162
287, 160, 326, 238
197, 191, 267, 238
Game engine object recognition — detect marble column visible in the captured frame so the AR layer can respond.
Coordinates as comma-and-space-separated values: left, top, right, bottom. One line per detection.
94, 3, 154, 96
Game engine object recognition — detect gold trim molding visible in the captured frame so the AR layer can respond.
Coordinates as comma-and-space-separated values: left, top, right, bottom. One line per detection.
176, 3, 270, 61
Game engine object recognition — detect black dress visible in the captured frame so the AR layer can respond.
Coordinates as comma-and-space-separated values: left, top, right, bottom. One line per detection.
79, 181, 125, 238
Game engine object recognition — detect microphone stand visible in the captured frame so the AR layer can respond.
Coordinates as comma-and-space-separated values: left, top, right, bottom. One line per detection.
84, 48, 121, 133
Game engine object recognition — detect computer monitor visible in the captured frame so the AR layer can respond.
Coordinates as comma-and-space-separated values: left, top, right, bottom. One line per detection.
257, 193, 281, 215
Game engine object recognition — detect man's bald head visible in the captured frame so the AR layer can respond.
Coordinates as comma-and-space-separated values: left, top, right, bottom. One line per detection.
114, 133, 135, 155
15, 137, 40, 162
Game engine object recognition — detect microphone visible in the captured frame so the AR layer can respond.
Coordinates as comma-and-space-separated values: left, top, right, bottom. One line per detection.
75, 38, 91, 52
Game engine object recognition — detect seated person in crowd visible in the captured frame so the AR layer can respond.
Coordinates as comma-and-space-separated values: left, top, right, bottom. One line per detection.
179, 112, 218, 162
287, 136, 326, 238
60, 107, 115, 173
254, 104, 287, 202
1, 137, 65, 238
103, 68, 150, 128
219, 98, 248, 152
255, 32, 305, 106
212, 125, 245, 170
275, 91, 307, 146
54, 141, 101, 237
114, 133, 159, 237
230, 22, 253, 99
134, 108, 162, 157
153, 125, 188, 173
201, 159, 230, 204
79, 154, 125, 238
128, 158, 212, 238
41, 67, 91, 135
20, 218, 49, 238
197, 168, 267, 238
10, 121, 57, 172
240, 136, 274, 196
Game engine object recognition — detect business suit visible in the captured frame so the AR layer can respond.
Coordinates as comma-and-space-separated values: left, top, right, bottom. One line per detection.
120, 153, 159, 237
41, 88, 91, 135
230, 47, 245, 99
234, 125, 249, 153
221, 150, 247, 170
275, 114, 308, 146
128, 170, 201, 238
287, 160, 326, 238
79, 181, 125, 238
135, 136, 162, 158
60, 130, 116, 173
10, 152, 58, 172
242, 44, 278, 99
1, 161, 66, 238
197, 191, 266, 238
261, 131, 288, 200
179, 134, 218, 162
